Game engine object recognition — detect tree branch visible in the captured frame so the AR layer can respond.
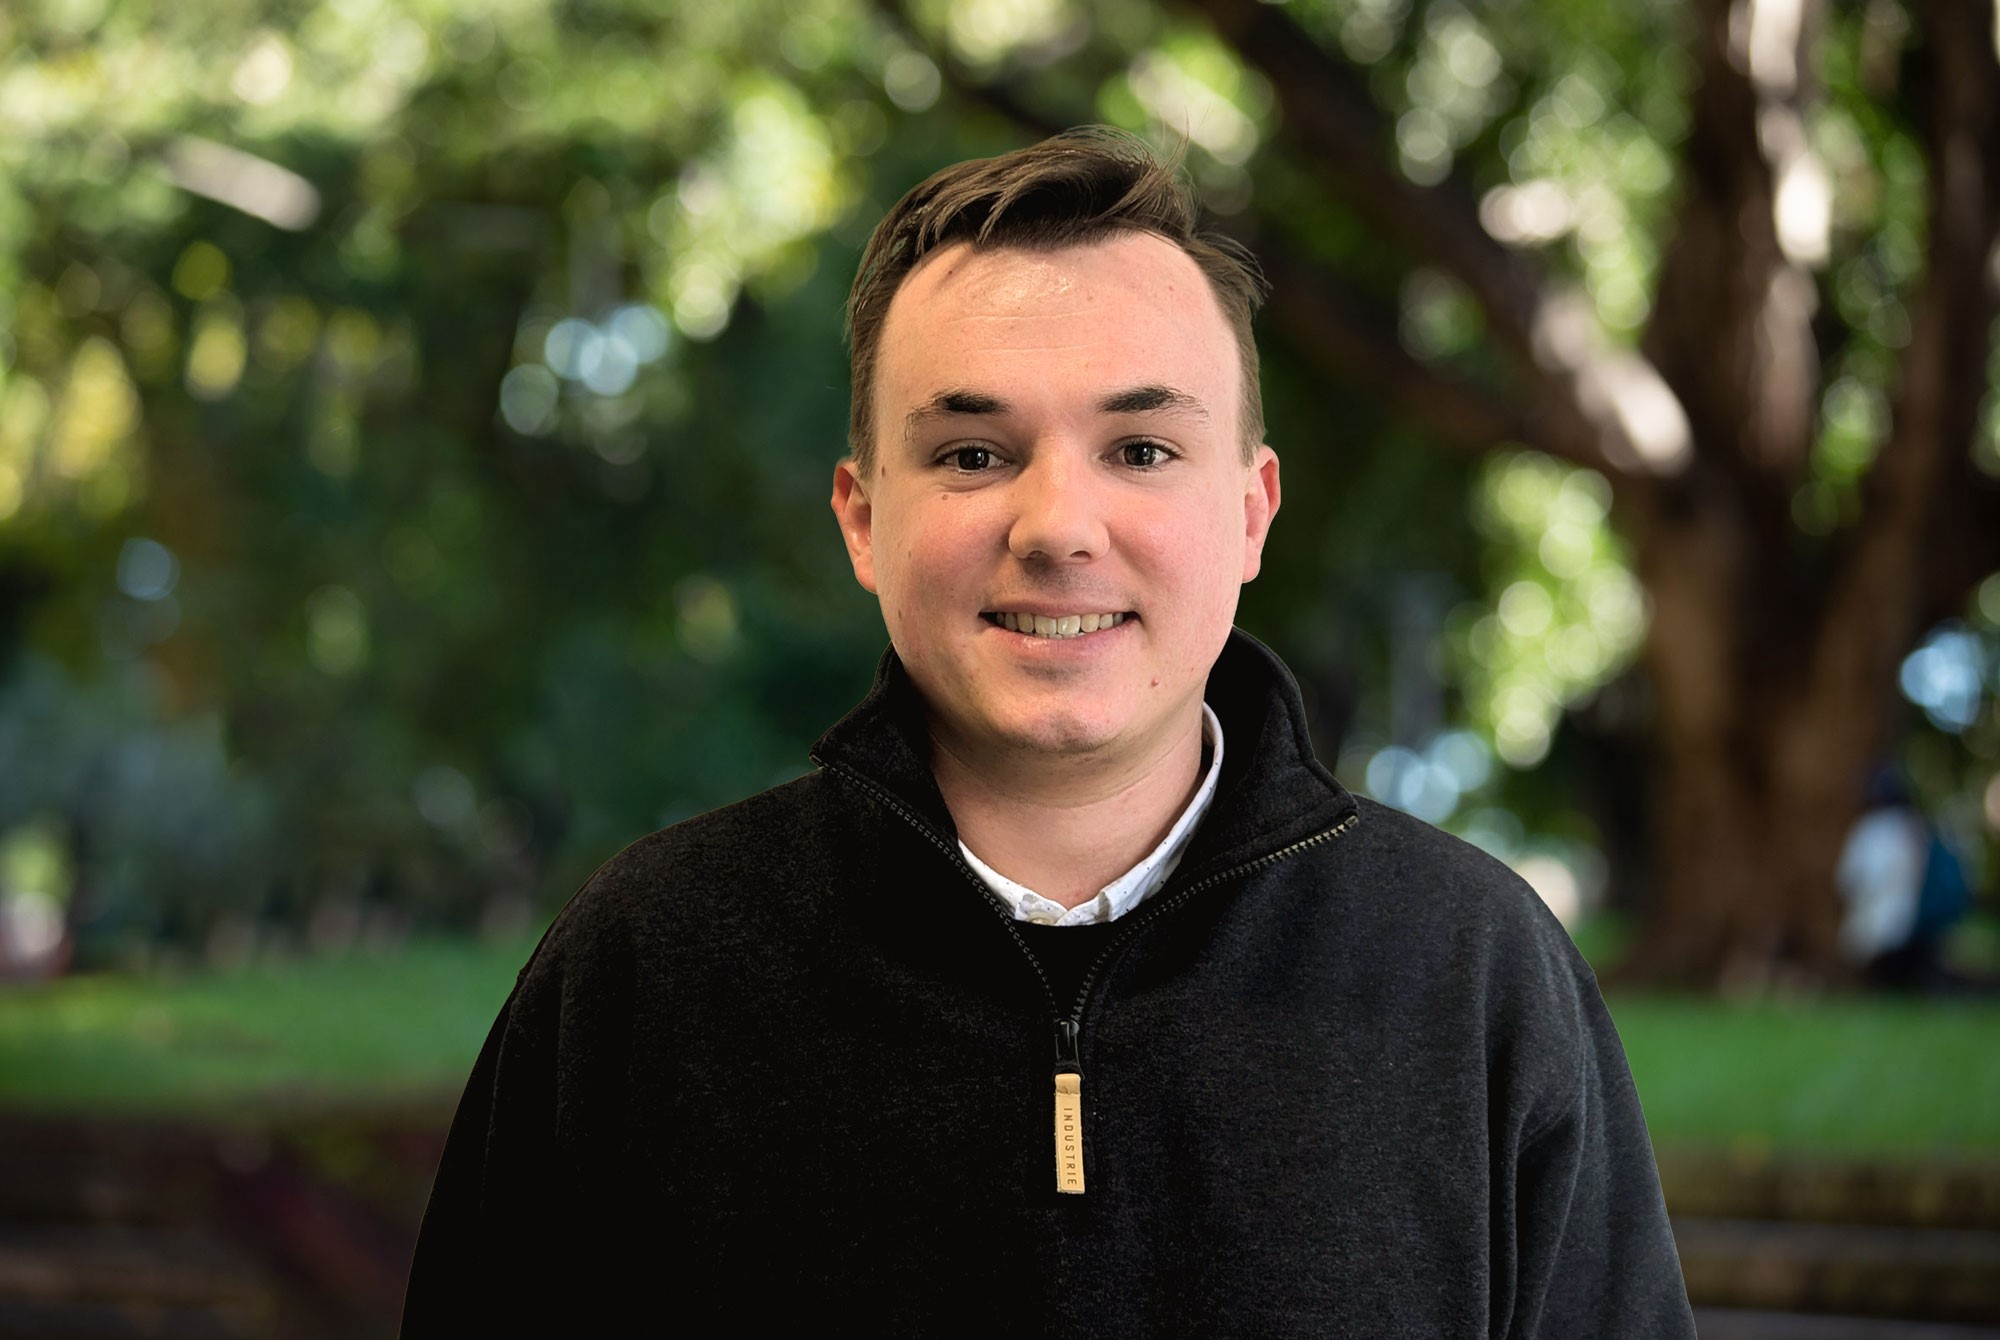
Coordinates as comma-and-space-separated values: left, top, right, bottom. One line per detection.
1921, 469, 2000, 627
1185, 0, 1537, 347
1810, 0, 2000, 722
1258, 239, 1529, 458
1908, 0, 2000, 620
1642, 0, 1824, 480
1186, 0, 1690, 485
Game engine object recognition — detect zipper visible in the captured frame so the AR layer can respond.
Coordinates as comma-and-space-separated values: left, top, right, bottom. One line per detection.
1058, 812, 1361, 1023
824, 760, 1359, 1196
820, 763, 1069, 1015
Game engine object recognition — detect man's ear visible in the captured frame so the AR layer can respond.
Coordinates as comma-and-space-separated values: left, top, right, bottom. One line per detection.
1240, 445, 1281, 583
830, 458, 879, 594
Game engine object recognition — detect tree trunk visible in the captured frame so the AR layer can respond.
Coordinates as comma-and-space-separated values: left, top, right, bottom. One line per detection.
1625, 568, 1858, 985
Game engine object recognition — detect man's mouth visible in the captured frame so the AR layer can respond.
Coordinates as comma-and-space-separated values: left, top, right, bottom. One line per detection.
981, 611, 1130, 640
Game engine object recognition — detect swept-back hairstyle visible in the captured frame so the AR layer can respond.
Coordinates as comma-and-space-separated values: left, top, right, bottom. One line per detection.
843, 126, 1269, 473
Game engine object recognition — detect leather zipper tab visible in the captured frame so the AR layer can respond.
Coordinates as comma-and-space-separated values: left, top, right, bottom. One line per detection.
1054, 1019, 1084, 1194
1054, 1073, 1085, 1194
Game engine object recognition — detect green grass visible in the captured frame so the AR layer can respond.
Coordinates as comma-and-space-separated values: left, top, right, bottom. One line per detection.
0, 934, 539, 1114
1611, 995, 2000, 1154
2, 929, 1997, 1154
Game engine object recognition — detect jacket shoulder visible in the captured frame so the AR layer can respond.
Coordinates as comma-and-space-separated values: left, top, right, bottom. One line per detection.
531, 767, 855, 963
1334, 796, 1603, 1106
1342, 795, 1572, 943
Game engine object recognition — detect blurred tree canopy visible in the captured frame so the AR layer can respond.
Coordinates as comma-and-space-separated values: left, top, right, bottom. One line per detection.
1, 0, 1996, 984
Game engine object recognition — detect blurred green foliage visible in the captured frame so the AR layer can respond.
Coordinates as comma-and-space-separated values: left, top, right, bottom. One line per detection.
1, 0, 916, 958
0, 0, 1992, 963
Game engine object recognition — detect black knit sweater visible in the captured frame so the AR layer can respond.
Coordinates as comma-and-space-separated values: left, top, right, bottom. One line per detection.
402, 631, 1694, 1337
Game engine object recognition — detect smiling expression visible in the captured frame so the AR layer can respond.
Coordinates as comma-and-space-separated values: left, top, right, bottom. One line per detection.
831, 231, 1281, 775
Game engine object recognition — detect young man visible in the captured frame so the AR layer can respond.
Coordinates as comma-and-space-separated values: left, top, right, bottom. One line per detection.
403, 128, 1694, 1337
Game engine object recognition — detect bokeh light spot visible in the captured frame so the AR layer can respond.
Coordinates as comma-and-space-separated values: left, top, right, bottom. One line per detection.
499, 365, 560, 435
116, 537, 179, 601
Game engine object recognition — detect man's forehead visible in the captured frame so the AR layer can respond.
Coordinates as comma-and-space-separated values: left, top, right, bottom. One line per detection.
890, 232, 1211, 321
900, 242, 1075, 308
870, 232, 1244, 452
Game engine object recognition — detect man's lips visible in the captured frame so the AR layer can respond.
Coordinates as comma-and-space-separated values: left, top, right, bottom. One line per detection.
981, 610, 1133, 640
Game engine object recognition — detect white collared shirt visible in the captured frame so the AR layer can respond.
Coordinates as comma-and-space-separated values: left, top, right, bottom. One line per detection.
959, 704, 1224, 926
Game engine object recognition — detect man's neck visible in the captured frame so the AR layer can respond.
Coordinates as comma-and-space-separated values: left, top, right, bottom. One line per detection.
930, 712, 1208, 910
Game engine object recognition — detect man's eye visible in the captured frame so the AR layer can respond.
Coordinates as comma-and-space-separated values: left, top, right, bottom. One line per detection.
945, 446, 994, 471
1120, 440, 1171, 468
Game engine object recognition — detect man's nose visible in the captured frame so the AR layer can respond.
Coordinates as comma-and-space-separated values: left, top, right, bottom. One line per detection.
1006, 450, 1109, 563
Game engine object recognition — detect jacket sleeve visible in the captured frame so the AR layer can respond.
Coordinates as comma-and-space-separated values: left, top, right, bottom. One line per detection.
1506, 978, 1696, 1339
398, 967, 564, 1335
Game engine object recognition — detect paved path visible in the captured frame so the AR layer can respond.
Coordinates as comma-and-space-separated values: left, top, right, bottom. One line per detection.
0, 1108, 442, 1339
0, 1111, 1996, 1337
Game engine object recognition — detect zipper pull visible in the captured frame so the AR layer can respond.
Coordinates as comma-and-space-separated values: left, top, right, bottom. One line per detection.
1053, 1018, 1085, 1195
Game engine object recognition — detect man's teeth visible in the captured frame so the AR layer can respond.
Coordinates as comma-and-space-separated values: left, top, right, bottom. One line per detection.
991, 612, 1127, 638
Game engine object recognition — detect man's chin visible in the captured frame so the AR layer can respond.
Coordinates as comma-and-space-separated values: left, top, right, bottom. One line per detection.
999, 719, 1123, 758
953, 705, 1130, 763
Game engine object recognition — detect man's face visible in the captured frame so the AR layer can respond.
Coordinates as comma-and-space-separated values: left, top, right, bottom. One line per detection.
831, 232, 1281, 773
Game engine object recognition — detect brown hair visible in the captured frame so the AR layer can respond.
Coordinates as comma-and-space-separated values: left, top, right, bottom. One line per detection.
844, 126, 1269, 473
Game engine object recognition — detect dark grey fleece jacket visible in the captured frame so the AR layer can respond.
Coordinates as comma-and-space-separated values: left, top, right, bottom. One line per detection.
402, 630, 1694, 1338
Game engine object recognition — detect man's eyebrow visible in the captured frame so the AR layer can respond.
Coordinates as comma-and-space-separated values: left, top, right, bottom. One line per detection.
905, 388, 1011, 440
902, 384, 1210, 441
1097, 384, 1210, 420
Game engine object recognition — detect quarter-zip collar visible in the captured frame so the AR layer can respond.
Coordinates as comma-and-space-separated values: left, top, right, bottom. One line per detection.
808, 627, 1359, 881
